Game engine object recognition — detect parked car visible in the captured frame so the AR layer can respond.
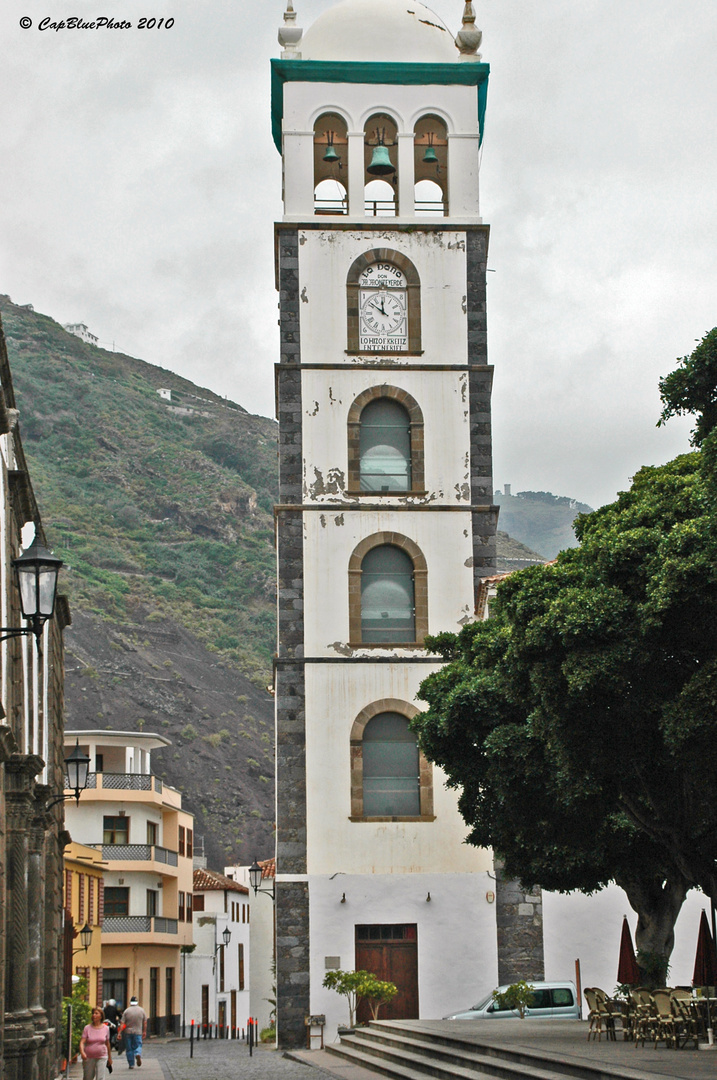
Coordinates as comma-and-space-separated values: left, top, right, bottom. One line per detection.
444, 981, 580, 1020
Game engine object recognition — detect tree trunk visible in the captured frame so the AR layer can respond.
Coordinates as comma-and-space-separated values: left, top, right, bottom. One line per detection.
615, 871, 689, 986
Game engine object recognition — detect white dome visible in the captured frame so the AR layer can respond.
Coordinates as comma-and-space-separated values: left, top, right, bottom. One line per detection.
300, 0, 458, 64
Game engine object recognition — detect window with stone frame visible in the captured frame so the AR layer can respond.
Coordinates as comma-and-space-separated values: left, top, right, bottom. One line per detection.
346, 249, 421, 355
347, 386, 425, 495
348, 533, 428, 646
349, 700, 434, 821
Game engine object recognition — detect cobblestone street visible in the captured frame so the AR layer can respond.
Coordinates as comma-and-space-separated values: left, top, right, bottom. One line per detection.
66, 1038, 355, 1080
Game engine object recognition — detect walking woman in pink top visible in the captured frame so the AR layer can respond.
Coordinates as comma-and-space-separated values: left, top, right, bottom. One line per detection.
80, 1007, 113, 1080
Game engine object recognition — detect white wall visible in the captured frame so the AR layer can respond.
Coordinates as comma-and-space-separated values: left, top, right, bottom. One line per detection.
305, 662, 488, 876
301, 368, 472, 504
544, 885, 710, 1008
297, 229, 471, 366
227, 866, 275, 1032
303, 512, 474, 657
184, 908, 251, 1035
66, 802, 162, 846
308, 871, 497, 1040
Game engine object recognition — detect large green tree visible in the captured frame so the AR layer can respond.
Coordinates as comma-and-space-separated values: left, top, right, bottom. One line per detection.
415, 332, 717, 975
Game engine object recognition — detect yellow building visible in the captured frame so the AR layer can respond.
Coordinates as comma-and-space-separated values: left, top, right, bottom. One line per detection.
63, 843, 105, 1004
64, 731, 195, 1033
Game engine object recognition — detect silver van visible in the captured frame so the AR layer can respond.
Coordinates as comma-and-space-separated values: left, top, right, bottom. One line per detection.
444, 981, 579, 1020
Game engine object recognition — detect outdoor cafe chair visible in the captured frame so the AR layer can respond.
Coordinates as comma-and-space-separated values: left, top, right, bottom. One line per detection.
650, 989, 677, 1048
670, 991, 699, 1050
584, 988, 617, 1041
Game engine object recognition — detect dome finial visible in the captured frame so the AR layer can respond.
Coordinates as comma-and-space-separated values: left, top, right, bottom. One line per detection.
279, 0, 303, 58
456, 1, 482, 60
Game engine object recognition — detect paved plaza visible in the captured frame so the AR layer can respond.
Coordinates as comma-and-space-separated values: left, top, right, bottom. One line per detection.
65, 1037, 378, 1080
64, 1023, 717, 1080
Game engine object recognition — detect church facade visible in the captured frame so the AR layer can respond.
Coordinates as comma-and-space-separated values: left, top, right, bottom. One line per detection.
271, 0, 543, 1046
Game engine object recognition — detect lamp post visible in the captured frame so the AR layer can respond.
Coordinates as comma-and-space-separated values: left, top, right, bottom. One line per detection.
45, 740, 91, 809
213, 925, 231, 973
73, 923, 93, 955
0, 538, 63, 644
248, 860, 275, 901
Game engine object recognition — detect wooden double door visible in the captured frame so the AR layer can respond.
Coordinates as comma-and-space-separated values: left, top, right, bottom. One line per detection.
355, 924, 418, 1022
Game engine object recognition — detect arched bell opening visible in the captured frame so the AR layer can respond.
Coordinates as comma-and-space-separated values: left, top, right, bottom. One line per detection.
414, 179, 445, 217
314, 112, 348, 215
314, 178, 348, 215
364, 113, 398, 216
414, 114, 447, 215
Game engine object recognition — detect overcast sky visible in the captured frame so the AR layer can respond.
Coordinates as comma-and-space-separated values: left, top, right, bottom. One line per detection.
2, 0, 714, 508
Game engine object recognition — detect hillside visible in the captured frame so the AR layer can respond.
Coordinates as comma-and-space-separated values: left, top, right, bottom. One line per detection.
1, 295, 278, 868
495, 489, 594, 559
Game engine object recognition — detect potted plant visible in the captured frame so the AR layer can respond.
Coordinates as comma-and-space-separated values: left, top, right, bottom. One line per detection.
323, 969, 398, 1032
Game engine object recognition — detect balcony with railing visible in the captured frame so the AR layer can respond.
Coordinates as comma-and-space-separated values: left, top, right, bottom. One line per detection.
102, 915, 178, 935
91, 843, 178, 866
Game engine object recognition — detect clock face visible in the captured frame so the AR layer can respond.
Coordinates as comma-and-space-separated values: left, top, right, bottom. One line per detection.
358, 264, 408, 351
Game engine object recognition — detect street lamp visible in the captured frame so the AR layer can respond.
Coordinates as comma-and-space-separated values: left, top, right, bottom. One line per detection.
73, 923, 93, 954
45, 740, 91, 809
0, 538, 63, 644
213, 925, 231, 972
248, 859, 275, 901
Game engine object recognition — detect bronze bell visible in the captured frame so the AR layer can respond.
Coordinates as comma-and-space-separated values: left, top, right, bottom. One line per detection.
367, 144, 395, 176
323, 144, 340, 164
422, 145, 439, 164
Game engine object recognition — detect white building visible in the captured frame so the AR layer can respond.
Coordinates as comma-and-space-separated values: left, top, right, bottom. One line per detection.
64, 730, 195, 1032
269, 0, 544, 1048
63, 323, 99, 346
226, 858, 276, 1034
184, 868, 252, 1037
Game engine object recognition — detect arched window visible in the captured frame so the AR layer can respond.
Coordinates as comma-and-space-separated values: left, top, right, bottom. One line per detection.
347, 386, 425, 495
313, 112, 347, 215
363, 713, 420, 816
348, 533, 428, 645
414, 114, 447, 214
359, 399, 410, 491
349, 700, 434, 821
361, 545, 414, 643
364, 113, 397, 217
346, 250, 421, 355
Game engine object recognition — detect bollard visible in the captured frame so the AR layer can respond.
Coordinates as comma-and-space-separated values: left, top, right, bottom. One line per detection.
248, 1017, 254, 1057
190, 1020, 194, 1059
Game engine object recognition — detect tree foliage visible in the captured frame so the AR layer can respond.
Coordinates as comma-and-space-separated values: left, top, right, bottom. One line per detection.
414, 332, 717, 972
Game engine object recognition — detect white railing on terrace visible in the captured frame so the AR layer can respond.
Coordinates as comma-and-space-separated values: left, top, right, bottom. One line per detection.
65, 772, 163, 793
103, 915, 178, 934
91, 843, 178, 866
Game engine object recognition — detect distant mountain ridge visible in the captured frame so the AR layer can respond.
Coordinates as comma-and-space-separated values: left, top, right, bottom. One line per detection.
494, 488, 594, 560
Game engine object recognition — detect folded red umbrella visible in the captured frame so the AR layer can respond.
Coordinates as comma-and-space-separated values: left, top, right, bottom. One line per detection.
692, 910, 717, 988
617, 915, 640, 986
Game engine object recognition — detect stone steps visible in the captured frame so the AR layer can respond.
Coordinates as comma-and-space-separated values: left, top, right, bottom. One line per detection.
324, 1022, 655, 1080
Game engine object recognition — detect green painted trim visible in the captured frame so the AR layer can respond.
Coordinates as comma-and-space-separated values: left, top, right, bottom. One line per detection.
270, 58, 489, 152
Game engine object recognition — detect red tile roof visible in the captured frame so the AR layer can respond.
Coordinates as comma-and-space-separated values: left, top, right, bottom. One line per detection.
193, 868, 248, 894
258, 857, 275, 880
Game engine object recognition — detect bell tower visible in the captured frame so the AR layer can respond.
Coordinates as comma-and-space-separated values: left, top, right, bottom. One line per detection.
271, 0, 511, 1048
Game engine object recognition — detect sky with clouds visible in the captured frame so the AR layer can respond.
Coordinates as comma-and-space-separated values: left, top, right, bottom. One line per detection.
2, 0, 714, 509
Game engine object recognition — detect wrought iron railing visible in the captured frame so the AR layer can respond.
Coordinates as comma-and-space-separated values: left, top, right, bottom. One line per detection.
154, 917, 178, 934
101, 772, 152, 790
102, 915, 178, 934
93, 843, 178, 865
154, 846, 178, 866
103, 916, 151, 933
313, 199, 446, 217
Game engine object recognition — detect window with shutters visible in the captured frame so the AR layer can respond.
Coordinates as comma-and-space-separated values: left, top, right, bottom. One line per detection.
350, 700, 434, 821
348, 533, 428, 646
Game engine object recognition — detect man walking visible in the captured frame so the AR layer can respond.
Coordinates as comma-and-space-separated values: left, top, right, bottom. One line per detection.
121, 996, 147, 1069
